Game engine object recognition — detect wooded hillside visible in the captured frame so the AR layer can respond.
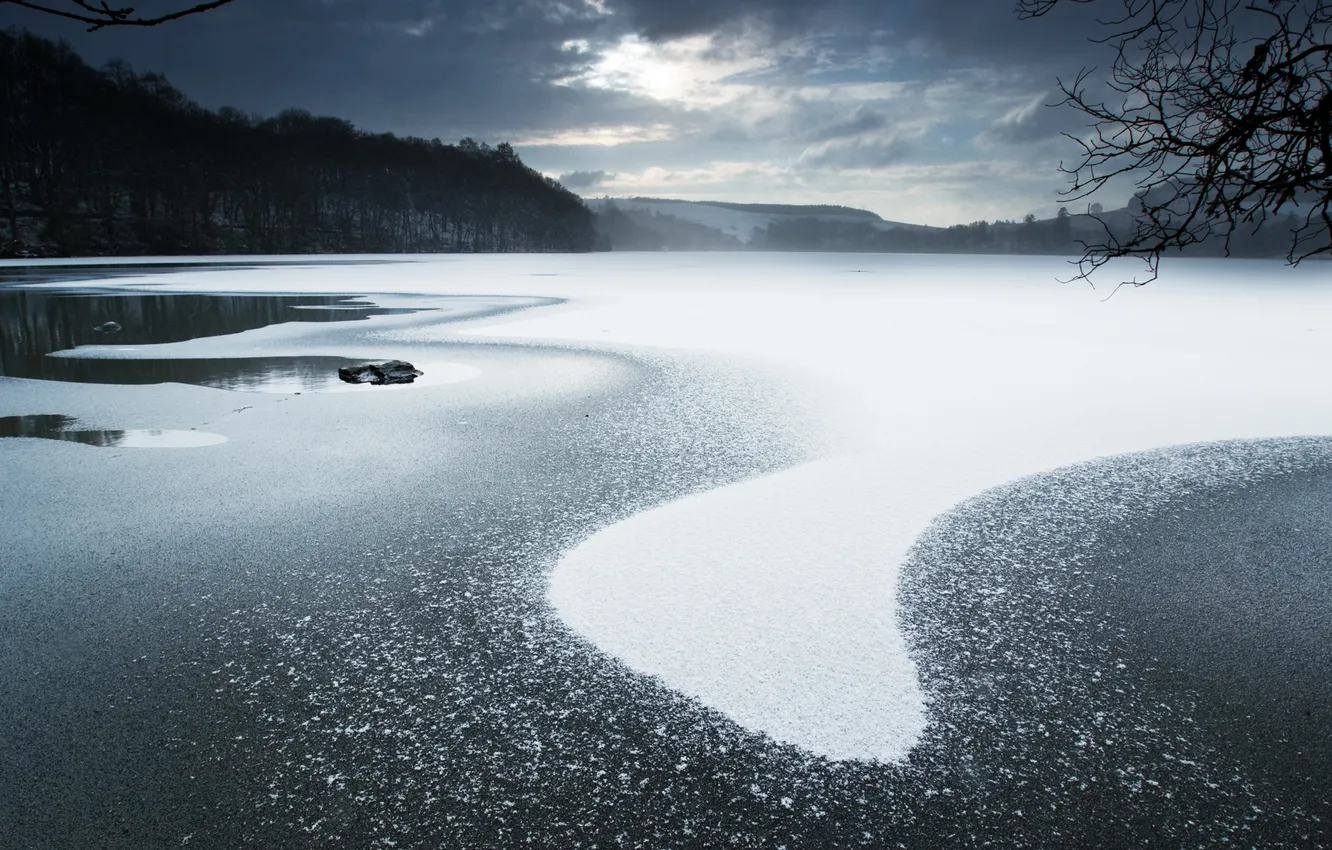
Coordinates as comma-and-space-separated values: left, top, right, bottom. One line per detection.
0, 29, 596, 257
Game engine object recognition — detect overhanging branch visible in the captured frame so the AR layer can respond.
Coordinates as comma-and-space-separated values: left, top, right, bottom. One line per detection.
0, 0, 235, 30
1019, 0, 1332, 282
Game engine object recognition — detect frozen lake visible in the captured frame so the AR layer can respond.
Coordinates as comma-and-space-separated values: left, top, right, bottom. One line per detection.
1, 252, 1330, 847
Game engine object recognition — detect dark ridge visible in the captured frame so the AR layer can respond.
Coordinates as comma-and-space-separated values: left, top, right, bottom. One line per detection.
593, 202, 744, 251
0, 29, 596, 258
592, 200, 1293, 257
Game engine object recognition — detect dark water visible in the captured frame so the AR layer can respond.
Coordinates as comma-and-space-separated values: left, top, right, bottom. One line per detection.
0, 414, 226, 447
1088, 468, 1332, 822
0, 259, 391, 287
898, 440, 1332, 848
29, 354, 395, 391
0, 289, 421, 389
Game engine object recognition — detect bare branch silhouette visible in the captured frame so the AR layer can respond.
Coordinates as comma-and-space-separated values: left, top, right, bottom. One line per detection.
1019, 0, 1332, 285
0, 1, 234, 31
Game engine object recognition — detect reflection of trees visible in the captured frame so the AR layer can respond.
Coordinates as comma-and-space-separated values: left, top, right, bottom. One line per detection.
0, 287, 413, 390
0, 413, 74, 436
60, 427, 123, 446
0, 290, 398, 381
0, 30, 595, 256
0, 413, 123, 445
181, 357, 359, 392
3, 349, 366, 390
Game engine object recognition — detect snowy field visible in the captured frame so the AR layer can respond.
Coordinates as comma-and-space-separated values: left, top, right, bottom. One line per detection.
2, 252, 1330, 847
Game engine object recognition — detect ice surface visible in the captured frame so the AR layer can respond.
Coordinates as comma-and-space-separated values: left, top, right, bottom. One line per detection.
25, 252, 1332, 763
462, 254, 1332, 762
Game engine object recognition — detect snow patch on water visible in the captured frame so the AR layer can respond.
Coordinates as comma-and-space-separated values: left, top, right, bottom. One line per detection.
550, 455, 928, 762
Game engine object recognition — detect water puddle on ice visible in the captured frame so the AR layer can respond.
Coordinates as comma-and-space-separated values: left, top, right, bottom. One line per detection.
35, 354, 478, 393
0, 415, 226, 448
0, 258, 393, 287
0, 288, 489, 392
0, 289, 427, 390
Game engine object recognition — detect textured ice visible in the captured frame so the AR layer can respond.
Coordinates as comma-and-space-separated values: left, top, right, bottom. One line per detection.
26, 252, 1332, 765
460, 254, 1332, 762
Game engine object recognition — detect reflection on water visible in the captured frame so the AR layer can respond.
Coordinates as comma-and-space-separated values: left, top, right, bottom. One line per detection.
0, 259, 390, 287
38, 354, 480, 393
37, 354, 376, 392
0, 289, 424, 390
0, 414, 227, 448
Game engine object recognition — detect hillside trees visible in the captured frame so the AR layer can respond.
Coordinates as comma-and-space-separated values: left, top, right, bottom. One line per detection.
0, 29, 595, 256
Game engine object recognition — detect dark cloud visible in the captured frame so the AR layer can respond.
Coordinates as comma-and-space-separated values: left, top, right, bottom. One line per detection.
557, 169, 615, 191
606, 0, 808, 41
0, 0, 1116, 146
0, 0, 1119, 221
0, 0, 644, 141
606, 0, 1115, 71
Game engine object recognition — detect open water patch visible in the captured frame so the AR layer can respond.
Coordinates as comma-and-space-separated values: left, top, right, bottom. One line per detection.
0, 258, 395, 286
0, 288, 422, 380
0, 414, 226, 448
0, 288, 542, 391
36, 353, 478, 393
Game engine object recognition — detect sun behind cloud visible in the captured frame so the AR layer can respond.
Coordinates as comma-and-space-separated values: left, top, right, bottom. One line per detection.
559, 32, 775, 108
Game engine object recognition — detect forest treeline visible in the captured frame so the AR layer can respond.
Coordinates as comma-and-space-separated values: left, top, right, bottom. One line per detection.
597, 201, 1299, 257
753, 208, 1297, 256
594, 202, 744, 250
0, 29, 596, 257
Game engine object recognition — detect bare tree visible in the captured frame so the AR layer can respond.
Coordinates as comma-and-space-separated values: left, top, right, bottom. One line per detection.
1020, 0, 1332, 284
0, 1, 234, 30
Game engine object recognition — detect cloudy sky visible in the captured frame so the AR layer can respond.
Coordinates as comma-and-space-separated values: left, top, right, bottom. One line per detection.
0, 0, 1123, 225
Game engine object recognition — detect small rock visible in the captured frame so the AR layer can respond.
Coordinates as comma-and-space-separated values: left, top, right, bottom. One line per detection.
337, 360, 423, 386
93, 321, 122, 333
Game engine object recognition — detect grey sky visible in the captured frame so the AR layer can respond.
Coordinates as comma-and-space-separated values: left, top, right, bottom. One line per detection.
0, 0, 1124, 224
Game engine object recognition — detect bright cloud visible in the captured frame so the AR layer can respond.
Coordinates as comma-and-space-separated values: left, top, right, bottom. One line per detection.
559, 32, 777, 108
516, 123, 678, 147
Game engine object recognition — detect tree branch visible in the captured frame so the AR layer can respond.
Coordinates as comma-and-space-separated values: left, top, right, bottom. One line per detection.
0, 0, 234, 30
1020, 0, 1332, 282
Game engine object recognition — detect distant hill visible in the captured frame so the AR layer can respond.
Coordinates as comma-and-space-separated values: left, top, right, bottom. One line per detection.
584, 197, 926, 249
585, 195, 1295, 258
643, 200, 885, 220
0, 29, 595, 258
